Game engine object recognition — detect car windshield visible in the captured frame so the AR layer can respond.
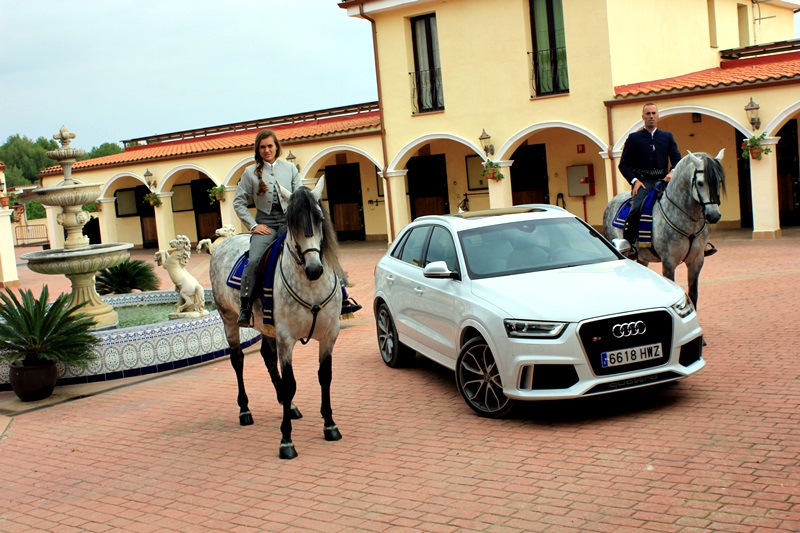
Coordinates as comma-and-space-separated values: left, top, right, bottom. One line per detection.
459, 217, 620, 279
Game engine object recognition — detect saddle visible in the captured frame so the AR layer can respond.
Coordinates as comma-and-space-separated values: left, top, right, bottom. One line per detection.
611, 182, 665, 249
226, 234, 286, 327
226, 234, 359, 327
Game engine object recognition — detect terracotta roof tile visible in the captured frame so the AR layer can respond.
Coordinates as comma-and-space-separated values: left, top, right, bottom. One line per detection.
40, 111, 381, 176
614, 52, 800, 98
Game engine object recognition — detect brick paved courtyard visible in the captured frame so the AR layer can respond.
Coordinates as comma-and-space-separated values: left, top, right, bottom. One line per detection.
1, 228, 798, 532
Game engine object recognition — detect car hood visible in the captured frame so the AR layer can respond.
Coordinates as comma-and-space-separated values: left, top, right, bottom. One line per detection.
470, 260, 683, 321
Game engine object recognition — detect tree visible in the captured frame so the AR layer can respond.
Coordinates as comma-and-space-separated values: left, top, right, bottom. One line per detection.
25, 200, 46, 220
0, 135, 58, 186
80, 142, 123, 160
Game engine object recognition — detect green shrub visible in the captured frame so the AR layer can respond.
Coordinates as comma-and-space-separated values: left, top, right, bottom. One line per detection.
95, 259, 161, 295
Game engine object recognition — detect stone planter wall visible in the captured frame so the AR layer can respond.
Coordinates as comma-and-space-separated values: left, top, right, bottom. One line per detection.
0, 290, 260, 390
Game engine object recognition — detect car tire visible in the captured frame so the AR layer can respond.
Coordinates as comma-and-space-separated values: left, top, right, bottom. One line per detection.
376, 303, 415, 368
456, 337, 515, 418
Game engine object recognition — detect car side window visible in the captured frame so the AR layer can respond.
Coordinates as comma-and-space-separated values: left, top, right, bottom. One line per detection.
425, 226, 458, 272
399, 227, 430, 267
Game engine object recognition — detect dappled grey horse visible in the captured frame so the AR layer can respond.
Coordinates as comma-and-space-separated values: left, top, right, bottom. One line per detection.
209, 178, 344, 459
603, 150, 726, 309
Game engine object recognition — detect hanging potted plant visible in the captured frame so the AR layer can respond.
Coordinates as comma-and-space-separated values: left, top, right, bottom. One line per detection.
208, 184, 226, 204
481, 160, 505, 181
143, 192, 162, 207
741, 132, 772, 161
83, 199, 101, 213
0, 193, 8, 208
0, 286, 99, 402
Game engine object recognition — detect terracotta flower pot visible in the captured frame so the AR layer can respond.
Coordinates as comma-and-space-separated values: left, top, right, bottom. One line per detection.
0, 196, 9, 208
749, 147, 762, 160
9, 360, 58, 402
487, 169, 497, 180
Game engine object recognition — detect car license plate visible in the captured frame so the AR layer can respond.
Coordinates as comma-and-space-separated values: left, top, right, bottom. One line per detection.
601, 343, 662, 368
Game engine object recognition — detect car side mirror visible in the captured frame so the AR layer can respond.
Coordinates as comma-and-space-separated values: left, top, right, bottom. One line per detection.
611, 238, 631, 256
423, 260, 459, 280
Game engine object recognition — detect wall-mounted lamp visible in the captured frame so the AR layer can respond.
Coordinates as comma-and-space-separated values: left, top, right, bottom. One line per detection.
479, 129, 494, 157
744, 97, 761, 131
144, 168, 156, 190
286, 151, 299, 171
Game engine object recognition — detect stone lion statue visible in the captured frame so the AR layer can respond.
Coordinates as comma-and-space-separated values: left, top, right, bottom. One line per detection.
196, 224, 237, 255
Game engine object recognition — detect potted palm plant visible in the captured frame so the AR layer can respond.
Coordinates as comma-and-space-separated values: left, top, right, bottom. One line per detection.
481, 160, 505, 181
0, 286, 99, 401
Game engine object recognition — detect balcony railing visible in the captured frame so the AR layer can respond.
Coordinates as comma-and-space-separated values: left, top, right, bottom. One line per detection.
409, 68, 445, 114
529, 47, 569, 97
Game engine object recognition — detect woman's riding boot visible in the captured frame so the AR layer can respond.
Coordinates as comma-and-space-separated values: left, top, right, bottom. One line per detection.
237, 298, 253, 327
238, 277, 254, 327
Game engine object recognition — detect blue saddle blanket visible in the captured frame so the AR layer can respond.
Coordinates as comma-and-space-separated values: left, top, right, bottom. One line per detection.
611, 182, 664, 249
226, 233, 285, 326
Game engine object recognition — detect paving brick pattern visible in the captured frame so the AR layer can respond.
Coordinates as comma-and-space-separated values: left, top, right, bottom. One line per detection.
1, 229, 798, 532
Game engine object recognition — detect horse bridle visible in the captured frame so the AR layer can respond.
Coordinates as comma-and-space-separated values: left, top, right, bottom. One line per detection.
285, 238, 324, 266
657, 164, 718, 262
280, 230, 336, 345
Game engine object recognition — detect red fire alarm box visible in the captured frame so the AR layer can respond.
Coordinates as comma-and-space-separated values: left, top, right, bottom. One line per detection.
567, 164, 595, 197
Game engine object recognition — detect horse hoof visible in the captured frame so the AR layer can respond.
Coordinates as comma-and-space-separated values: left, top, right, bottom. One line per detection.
324, 425, 342, 441
290, 405, 303, 420
239, 411, 253, 426
279, 440, 298, 460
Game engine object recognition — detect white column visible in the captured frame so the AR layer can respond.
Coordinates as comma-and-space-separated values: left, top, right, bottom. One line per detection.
0, 207, 19, 287
45, 205, 64, 249
488, 160, 514, 208
749, 137, 781, 240
385, 170, 409, 240
97, 198, 118, 243
219, 186, 238, 229
154, 192, 176, 250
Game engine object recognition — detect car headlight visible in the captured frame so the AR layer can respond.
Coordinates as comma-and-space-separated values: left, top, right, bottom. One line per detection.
504, 319, 566, 338
672, 294, 695, 318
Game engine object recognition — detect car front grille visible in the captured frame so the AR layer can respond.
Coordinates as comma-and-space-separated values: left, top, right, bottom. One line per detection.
578, 310, 673, 376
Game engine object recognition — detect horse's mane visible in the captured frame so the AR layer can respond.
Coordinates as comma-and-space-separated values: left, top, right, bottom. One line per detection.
285, 187, 343, 276
672, 152, 727, 203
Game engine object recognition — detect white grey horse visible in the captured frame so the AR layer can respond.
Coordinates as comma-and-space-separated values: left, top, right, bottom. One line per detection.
603, 150, 726, 309
209, 178, 344, 459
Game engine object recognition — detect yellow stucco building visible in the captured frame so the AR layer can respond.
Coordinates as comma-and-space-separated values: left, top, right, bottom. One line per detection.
11, 0, 800, 264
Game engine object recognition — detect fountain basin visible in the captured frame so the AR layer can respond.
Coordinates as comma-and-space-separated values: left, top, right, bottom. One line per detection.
33, 181, 101, 208
21, 243, 134, 275
0, 290, 260, 390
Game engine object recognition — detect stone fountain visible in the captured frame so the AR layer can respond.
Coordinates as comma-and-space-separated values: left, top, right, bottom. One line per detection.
20, 126, 133, 330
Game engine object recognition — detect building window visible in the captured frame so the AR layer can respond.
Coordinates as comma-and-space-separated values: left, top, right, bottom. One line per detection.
529, 0, 569, 96
410, 14, 444, 113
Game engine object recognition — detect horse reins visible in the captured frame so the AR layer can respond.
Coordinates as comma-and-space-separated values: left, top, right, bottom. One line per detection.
279, 245, 339, 345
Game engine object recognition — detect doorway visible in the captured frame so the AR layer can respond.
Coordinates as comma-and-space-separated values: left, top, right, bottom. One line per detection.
407, 154, 449, 219
510, 144, 550, 204
325, 162, 366, 241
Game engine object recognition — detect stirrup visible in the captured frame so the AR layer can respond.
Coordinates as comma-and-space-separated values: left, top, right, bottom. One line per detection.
704, 242, 718, 257
342, 297, 362, 314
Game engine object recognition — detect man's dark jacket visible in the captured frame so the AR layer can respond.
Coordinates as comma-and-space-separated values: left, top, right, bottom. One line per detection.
618, 128, 681, 184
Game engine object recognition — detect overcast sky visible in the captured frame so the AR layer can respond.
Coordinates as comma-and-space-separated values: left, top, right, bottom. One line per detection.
1, 3, 798, 152
0, 0, 377, 151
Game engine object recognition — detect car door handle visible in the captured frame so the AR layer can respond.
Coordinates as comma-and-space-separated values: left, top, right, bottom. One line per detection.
386, 275, 394, 284
414, 287, 424, 295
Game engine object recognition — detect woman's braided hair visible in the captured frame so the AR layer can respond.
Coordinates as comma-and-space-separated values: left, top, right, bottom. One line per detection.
253, 129, 282, 196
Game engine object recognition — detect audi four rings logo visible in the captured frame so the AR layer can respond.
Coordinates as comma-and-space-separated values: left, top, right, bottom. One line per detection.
612, 321, 646, 338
